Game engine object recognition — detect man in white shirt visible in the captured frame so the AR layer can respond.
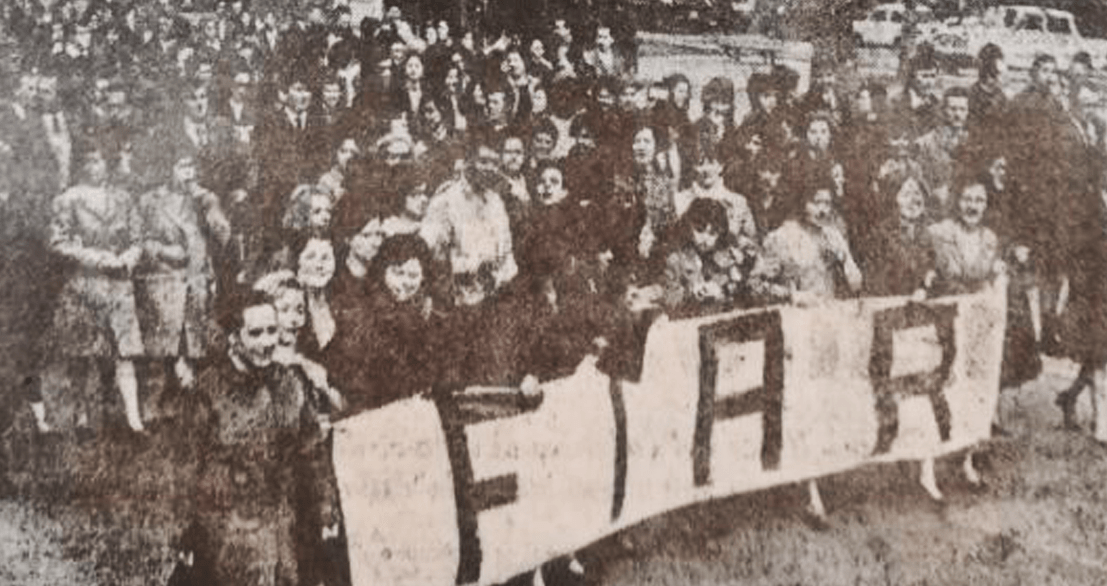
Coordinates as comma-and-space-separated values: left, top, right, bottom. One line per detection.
420, 137, 518, 289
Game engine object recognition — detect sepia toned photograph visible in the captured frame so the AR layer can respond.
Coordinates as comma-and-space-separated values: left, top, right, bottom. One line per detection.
1, 0, 1107, 584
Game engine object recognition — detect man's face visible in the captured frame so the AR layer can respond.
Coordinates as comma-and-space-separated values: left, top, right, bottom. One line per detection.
438, 21, 450, 40
470, 145, 502, 190
501, 137, 526, 175
288, 81, 311, 113
757, 168, 781, 194
35, 76, 59, 111
806, 120, 831, 152
233, 304, 279, 369
15, 74, 37, 107
914, 67, 939, 98
945, 95, 969, 129
390, 43, 407, 65
1070, 61, 1090, 88
1033, 60, 1059, 95
231, 75, 252, 101
596, 27, 614, 49
695, 159, 723, 188
173, 158, 197, 187
322, 83, 342, 109
486, 92, 507, 120
185, 86, 209, 119
707, 100, 731, 128
554, 19, 571, 43
533, 131, 556, 160
404, 56, 424, 81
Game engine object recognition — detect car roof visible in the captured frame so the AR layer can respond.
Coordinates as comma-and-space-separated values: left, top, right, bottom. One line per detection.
871, 3, 932, 12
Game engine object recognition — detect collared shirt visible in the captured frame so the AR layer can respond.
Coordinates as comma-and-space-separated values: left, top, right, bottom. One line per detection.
420, 176, 518, 287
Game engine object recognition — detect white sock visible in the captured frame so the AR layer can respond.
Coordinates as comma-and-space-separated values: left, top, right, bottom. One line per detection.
920, 458, 943, 500
807, 479, 826, 518
962, 452, 981, 485
116, 360, 144, 431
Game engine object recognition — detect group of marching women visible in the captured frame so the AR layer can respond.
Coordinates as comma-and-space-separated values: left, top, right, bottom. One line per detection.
4, 0, 1107, 584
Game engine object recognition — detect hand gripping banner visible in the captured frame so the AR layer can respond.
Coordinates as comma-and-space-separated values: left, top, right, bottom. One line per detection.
332, 279, 1007, 586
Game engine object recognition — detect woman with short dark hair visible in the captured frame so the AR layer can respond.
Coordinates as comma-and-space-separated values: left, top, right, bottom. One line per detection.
324, 234, 441, 416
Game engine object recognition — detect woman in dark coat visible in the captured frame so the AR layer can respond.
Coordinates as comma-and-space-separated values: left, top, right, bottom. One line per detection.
324, 234, 441, 416
860, 170, 936, 298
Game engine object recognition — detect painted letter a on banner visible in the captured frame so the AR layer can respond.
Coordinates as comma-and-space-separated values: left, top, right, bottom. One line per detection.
693, 311, 785, 487
869, 303, 958, 455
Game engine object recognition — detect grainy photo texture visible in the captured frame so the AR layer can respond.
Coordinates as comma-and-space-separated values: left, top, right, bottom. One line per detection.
1, 0, 1107, 585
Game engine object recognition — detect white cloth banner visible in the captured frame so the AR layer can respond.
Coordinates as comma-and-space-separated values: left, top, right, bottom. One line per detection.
333, 280, 1007, 586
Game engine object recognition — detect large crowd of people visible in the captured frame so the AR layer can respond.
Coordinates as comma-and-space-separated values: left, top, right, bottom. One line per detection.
3, 0, 1107, 585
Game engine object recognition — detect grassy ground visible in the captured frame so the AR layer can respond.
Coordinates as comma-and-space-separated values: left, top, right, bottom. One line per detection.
2, 357, 1107, 585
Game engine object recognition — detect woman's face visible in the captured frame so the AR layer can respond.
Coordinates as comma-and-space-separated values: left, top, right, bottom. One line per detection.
273, 287, 306, 334
297, 238, 336, 289
692, 223, 720, 253
536, 167, 568, 205
958, 184, 988, 227
805, 189, 834, 227
758, 91, 777, 114
632, 128, 656, 167
672, 81, 690, 109
384, 258, 424, 302
309, 194, 333, 229
350, 220, 384, 263
421, 100, 443, 126
806, 119, 832, 152
988, 156, 1007, 187
994, 57, 1007, 81
896, 177, 926, 222
532, 87, 548, 114
405, 55, 424, 81
405, 184, 429, 219
336, 139, 358, 169
445, 66, 460, 91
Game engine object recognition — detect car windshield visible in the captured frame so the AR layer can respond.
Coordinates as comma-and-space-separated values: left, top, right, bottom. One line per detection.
1019, 14, 1044, 31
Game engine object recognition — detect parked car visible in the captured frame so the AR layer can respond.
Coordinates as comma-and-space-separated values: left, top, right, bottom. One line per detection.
852, 3, 936, 47
926, 5, 1107, 70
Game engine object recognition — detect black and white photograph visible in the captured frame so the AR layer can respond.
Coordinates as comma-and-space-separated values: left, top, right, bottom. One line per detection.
2, 0, 1107, 584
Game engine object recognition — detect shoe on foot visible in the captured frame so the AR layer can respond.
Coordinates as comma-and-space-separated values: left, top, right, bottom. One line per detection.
1055, 391, 1079, 430
799, 505, 831, 531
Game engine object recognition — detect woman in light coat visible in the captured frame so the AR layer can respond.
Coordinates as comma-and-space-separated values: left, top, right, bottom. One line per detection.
39, 142, 145, 434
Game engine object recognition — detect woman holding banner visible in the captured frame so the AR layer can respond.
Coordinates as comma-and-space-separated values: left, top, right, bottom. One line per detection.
750, 181, 863, 525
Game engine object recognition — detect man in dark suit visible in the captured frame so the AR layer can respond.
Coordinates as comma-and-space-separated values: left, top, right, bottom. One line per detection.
253, 66, 326, 247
